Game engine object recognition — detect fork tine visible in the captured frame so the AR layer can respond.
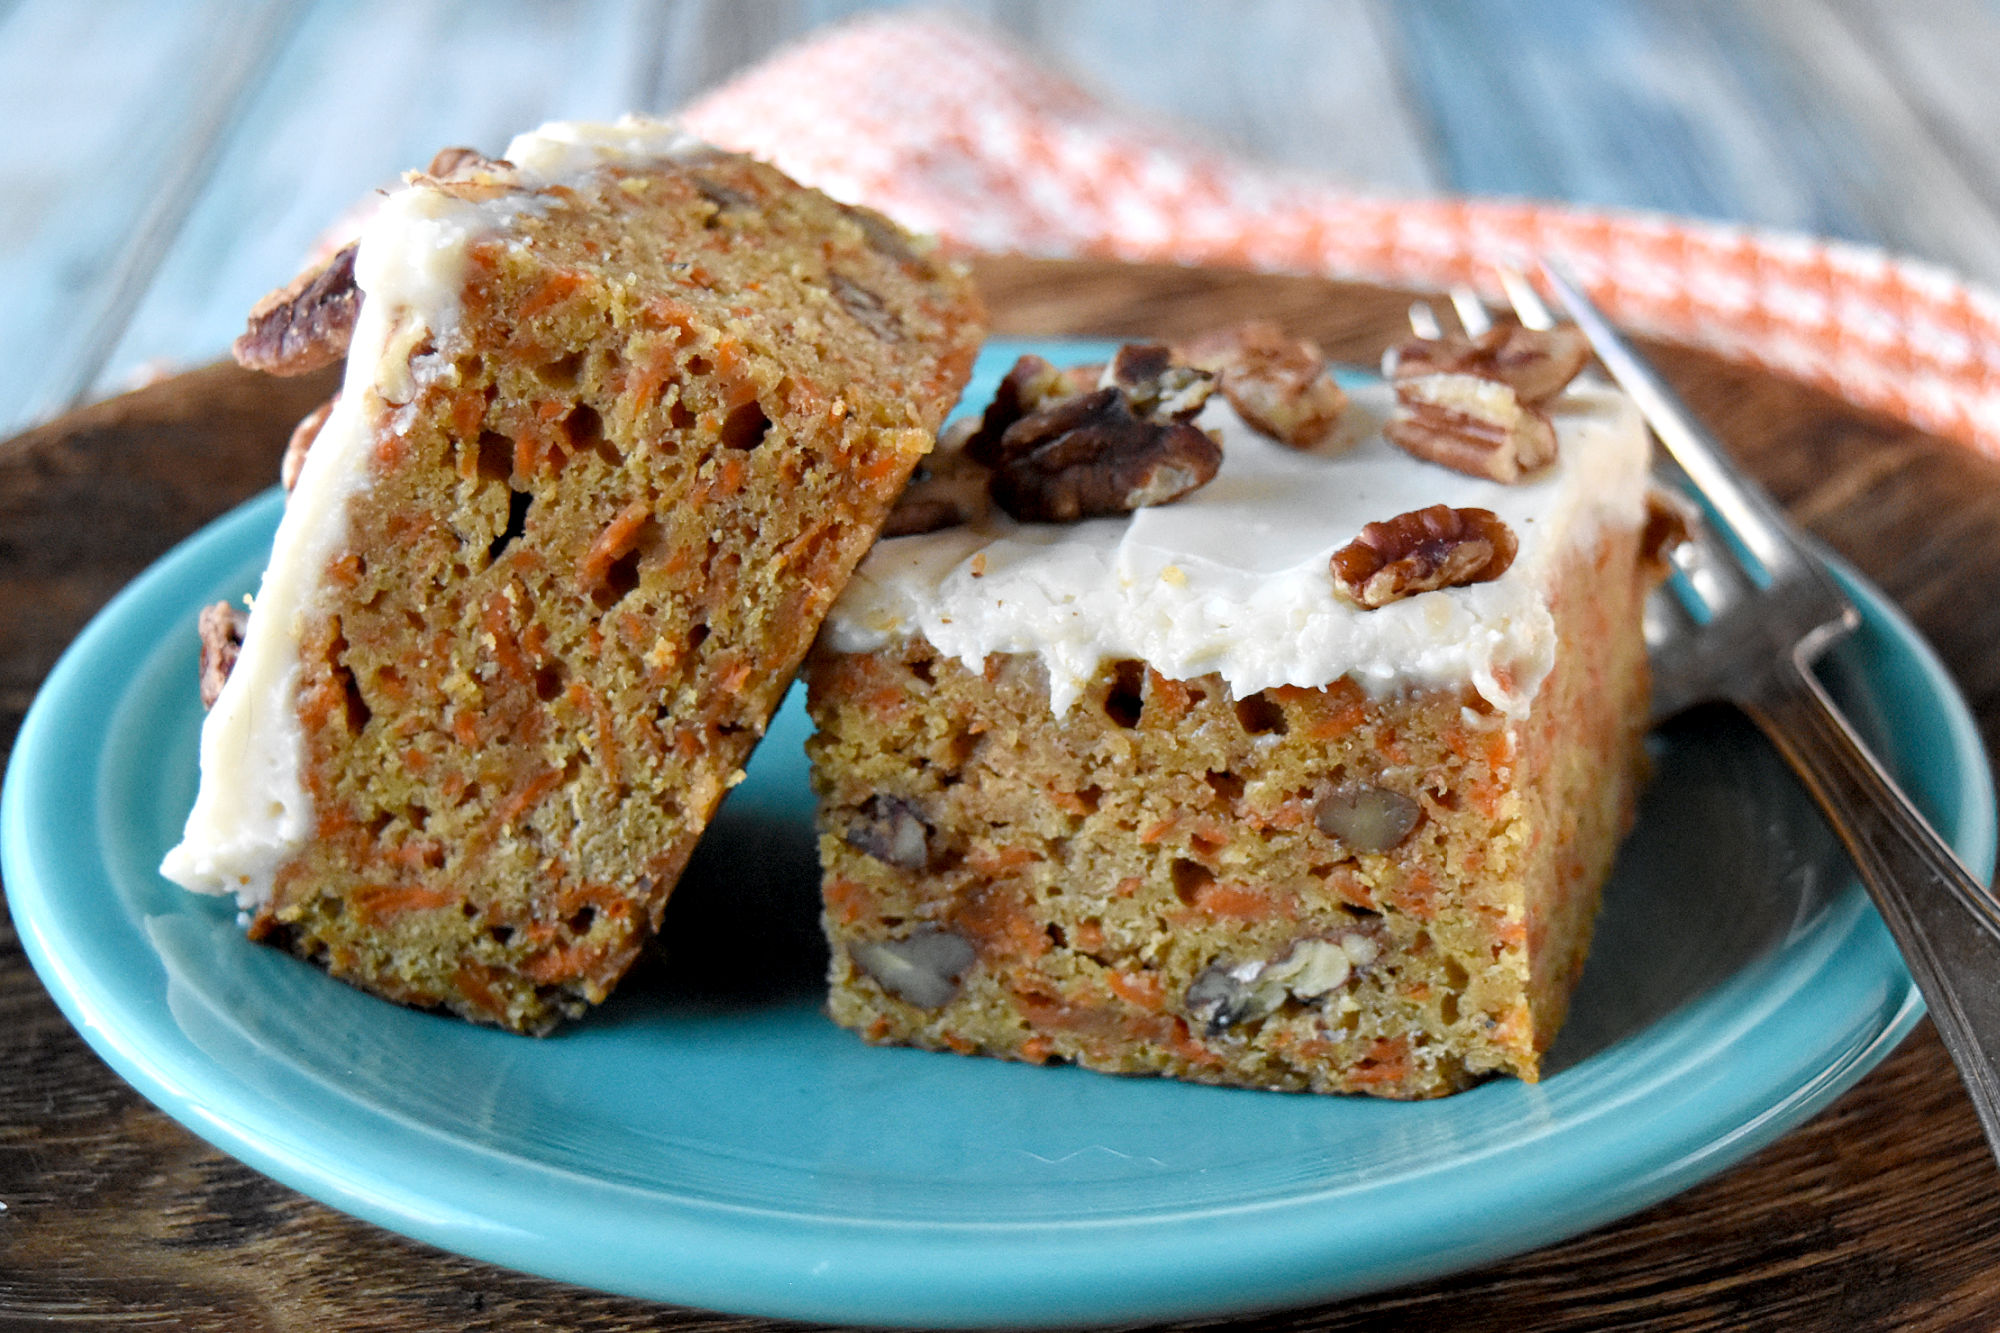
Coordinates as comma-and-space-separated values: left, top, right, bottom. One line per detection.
1405, 300, 1445, 342
1537, 260, 1817, 588
1488, 263, 1757, 626
1449, 287, 1491, 337
1497, 269, 1556, 331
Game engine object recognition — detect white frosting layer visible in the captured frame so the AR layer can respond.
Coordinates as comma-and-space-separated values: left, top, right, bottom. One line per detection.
824, 383, 1651, 716
161, 118, 700, 907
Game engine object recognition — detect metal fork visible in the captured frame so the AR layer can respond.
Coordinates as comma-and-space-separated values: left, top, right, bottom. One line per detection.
1418, 267, 2000, 1166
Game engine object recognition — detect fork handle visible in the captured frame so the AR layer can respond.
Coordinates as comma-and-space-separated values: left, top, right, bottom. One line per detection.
1744, 646, 2000, 1162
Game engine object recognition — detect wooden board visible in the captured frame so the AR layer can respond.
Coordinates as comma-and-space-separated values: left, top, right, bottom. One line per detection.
2, 257, 1998, 1331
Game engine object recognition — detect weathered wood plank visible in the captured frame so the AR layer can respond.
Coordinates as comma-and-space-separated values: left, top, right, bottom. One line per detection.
1729, 0, 2000, 285
0, 0, 300, 438
93, 0, 662, 403
1383, 0, 1879, 233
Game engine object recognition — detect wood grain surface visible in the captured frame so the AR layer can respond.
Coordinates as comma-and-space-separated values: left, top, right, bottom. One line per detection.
3, 256, 2000, 1331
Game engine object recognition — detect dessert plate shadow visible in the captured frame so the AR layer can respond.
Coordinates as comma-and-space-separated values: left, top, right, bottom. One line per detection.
5, 340, 1994, 1328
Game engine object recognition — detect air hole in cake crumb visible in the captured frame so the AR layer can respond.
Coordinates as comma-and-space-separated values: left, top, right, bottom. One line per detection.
591, 550, 642, 610
542, 351, 586, 389
488, 924, 514, 945
476, 431, 513, 484
1074, 784, 1103, 813
1046, 924, 1068, 948
909, 657, 936, 685
562, 404, 604, 452
1443, 959, 1470, 990
668, 397, 696, 431
364, 812, 392, 838
1308, 863, 1336, 879
458, 783, 483, 807
409, 805, 429, 832
1190, 832, 1224, 858
1234, 691, 1287, 736
1204, 770, 1245, 804
1104, 660, 1145, 728
488, 489, 532, 565
459, 355, 484, 378
687, 623, 711, 653
566, 905, 597, 936
1440, 994, 1460, 1024
1171, 858, 1215, 905
719, 400, 770, 450
335, 664, 370, 733
534, 665, 565, 702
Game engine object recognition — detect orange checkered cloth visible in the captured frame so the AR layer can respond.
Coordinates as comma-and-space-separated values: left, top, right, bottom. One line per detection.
683, 10, 2000, 461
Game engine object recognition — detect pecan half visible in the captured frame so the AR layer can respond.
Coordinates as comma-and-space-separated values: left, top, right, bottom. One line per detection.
989, 389, 1222, 522
1097, 342, 1215, 421
1384, 373, 1556, 482
1331, 504, 1518, 608
233, 243, 361, 376
1177, 321, 1348, 449
962, 355, 1096, 466
413, 147, 518, 202
281, 394, 337, 494
1387, 323, 1591, 405
197, 601, 248, 708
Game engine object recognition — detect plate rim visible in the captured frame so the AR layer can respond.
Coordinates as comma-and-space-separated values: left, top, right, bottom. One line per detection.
4, 338, 1996, 1327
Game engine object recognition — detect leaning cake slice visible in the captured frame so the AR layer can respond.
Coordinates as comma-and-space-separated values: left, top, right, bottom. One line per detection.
806, 324, 1668, 1098
163, 118, 985, 1033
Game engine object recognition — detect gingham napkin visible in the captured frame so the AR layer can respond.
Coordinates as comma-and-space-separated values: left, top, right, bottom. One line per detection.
682, 9, 2000, 461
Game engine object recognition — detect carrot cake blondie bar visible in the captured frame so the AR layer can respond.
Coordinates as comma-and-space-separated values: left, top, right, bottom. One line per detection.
805, 324, 1665, 1097
162, 118, 985, 1033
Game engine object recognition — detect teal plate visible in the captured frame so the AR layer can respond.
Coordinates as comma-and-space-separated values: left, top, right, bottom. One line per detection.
5, 341, 1996, 1327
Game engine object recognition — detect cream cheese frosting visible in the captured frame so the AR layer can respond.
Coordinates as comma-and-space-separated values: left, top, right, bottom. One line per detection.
823, 381, 1651, 717
161, 117, 704, 908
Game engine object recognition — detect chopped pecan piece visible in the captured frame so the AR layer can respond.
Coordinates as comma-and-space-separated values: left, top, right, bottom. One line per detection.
1183, 932, 1381, 1035
1384, 373, 1556, 482
281, 394, 338, 494
197, 601, 248, 708
413, 147, 518, 201
989, 389, 1222, 522
850, 927, 977, 1008
845, 794, 933, 870
1177, 321, 1348, 449
1314, 783, 1422, 851
830, 273, 902, 342
1331, 504, 1518, 608
1387, 323, 1591, 405
1097, 342, 1215, 421
233, 243, 361, 376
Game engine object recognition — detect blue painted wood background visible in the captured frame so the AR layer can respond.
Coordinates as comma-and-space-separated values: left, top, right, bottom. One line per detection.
5, 0, 1998, 440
